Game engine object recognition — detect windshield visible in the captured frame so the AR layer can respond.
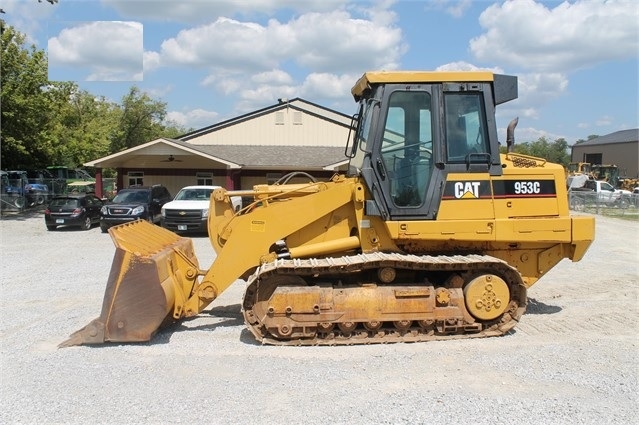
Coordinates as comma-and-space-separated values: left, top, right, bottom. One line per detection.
112, 190, 149, 204
174, 188, 214, 201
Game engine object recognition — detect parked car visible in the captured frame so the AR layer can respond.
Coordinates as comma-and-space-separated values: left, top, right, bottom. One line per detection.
100, 185, 172, 233
161, 185, 242, 234
44, 194, 105, 231
569, 179, 632, 209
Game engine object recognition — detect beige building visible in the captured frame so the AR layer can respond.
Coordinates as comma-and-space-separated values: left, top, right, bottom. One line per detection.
85, 98, 353, 198
570, 129, 639, 178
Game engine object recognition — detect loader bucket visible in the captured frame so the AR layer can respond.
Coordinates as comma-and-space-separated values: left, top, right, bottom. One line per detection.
59, 220, 200, 348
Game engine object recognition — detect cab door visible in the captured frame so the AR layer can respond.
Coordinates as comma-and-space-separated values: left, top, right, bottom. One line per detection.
369, 85, 440, 220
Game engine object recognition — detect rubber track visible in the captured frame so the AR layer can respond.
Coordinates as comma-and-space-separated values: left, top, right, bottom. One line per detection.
243, 252, 527, 346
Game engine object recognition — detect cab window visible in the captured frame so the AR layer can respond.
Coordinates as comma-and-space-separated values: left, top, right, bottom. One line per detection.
445, 93, 489, 162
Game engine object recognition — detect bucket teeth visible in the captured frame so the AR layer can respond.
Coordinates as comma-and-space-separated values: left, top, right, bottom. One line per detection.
58, 318, 106, 348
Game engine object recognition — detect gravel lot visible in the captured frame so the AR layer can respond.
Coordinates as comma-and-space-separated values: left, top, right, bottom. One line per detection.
1, 212, 637, 425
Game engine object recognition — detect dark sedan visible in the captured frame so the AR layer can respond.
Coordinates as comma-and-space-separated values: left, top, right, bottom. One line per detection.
44, 194, 104, 231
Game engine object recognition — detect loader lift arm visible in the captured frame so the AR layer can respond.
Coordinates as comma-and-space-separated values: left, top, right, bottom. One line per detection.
60, 177, 363, 347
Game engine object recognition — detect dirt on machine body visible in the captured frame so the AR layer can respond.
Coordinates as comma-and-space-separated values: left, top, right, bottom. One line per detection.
61, 70, 594, 348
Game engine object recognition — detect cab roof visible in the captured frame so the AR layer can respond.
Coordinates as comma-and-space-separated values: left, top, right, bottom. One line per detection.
351, 71, 517, 105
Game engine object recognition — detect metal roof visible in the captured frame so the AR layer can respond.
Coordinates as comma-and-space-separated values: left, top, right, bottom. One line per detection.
85, 137, 349, 171
171, 140, 348, 170
574, 129, 639, 146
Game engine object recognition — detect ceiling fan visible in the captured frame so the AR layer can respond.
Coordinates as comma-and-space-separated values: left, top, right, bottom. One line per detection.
161, 154, 182, 163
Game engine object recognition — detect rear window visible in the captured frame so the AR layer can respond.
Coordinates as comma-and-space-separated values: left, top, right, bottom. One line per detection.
50, 198, 79, 208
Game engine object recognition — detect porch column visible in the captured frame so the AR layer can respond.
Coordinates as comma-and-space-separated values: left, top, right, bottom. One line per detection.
117, 169, 124, 191
224, 169, 242, 190
225, 170, 235, 189
95, 169, 103, 198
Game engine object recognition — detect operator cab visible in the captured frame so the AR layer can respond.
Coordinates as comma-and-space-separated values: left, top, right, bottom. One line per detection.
346, 71, 517, 220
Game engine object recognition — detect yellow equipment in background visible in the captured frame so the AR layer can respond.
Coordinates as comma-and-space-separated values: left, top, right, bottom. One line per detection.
61, 71, 594, 347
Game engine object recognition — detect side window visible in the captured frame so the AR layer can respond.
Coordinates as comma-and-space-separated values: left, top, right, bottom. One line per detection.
196, 173, 213, 185
600, 182, 614, 192
156, 187, 169, 200
380, 91, 433, 207
128, 171, 143, 186
445, 93, 489, 162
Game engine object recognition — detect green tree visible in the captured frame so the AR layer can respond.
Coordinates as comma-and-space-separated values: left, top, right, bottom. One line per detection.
47, 83, 121, 166
0, 25, 53, 169
502, 136, 571, 167
574, 134, 599, 145
111, 86, 169, 152
161, 121, 194, 139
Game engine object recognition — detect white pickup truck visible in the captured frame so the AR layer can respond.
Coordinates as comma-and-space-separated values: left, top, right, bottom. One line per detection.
160, 185, 242, 234
569, 179, 632, 209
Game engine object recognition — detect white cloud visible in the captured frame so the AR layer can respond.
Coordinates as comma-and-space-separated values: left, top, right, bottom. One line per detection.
508, 125, 567, 144
228, 71, 362, 116
145, 84, 174, 99
435, 61, 503, 73
86, 67, 142, 82
48, 21, 143, 81
595, 115, 613, 127
251, 70, 295, 85
166, 108, 219, 129
1, 0, 58, 43
497, 72, 569, 131
102, 0, 351, 23
423, 0, 473, 18
142, 4, 404, 113
470, 0, 639, 73
518, 72, 569, 106
159, 18, 279, 70
445, 0, 473, 18
284, 10, 404, 72
143, 51, 161, 72
299, 72, 359, 101
154, 10, 403, 76
206, 76, 243, 95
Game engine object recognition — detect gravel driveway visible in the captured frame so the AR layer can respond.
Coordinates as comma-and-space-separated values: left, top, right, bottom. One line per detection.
1, 213, 637, 424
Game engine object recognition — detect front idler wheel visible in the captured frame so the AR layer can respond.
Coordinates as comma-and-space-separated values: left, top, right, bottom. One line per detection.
463, 274, 510, 321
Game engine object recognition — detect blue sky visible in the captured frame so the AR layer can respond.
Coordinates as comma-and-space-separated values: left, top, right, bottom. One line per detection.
3, 0, 638, 145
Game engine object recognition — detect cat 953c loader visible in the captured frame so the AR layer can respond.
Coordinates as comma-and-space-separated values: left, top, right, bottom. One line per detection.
61, 71, 595, 347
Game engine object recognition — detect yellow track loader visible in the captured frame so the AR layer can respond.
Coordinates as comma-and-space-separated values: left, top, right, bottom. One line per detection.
61, 71, 594, 347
